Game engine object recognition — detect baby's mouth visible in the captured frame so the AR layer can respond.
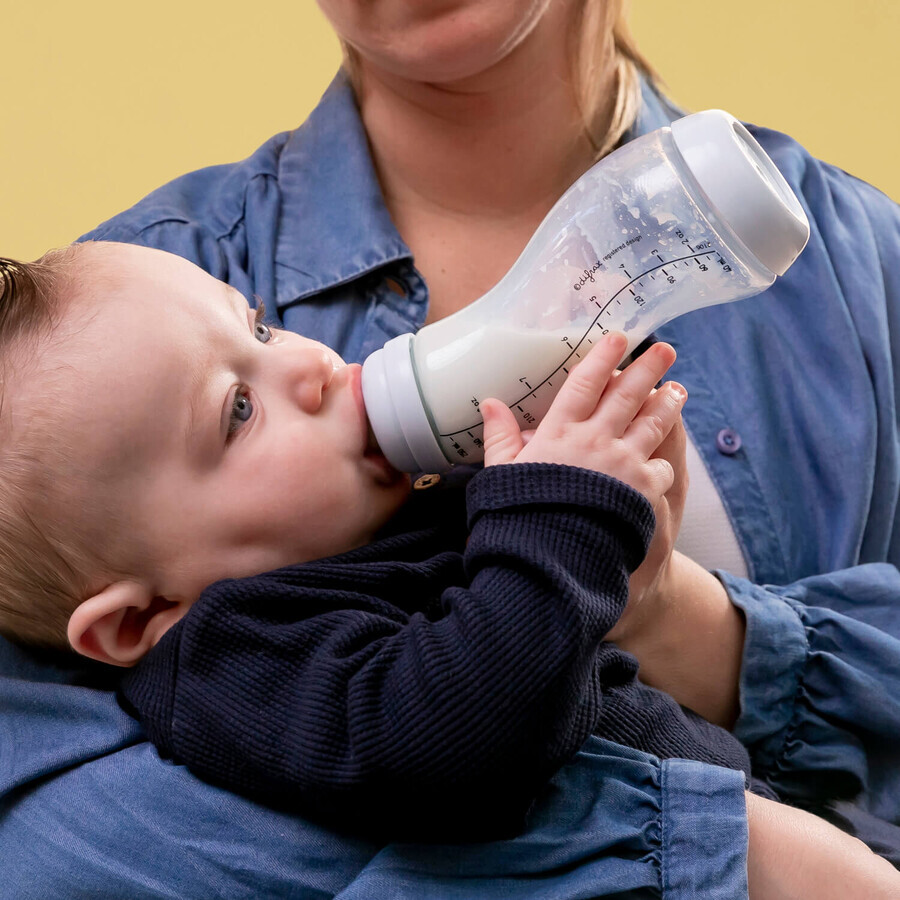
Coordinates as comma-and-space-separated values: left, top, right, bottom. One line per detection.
365, 419, 381, 456
361, 417, 407, 486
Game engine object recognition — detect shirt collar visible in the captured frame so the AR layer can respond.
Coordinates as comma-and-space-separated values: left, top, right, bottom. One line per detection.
273, 70, 412, 305
273, 70, 684, 305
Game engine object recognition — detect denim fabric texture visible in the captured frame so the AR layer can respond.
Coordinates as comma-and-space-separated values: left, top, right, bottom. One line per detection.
3, 68, 900, 896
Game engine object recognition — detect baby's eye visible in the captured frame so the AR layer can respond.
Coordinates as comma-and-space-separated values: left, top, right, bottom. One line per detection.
253, 301, 272, 343
228, 389, 253, 437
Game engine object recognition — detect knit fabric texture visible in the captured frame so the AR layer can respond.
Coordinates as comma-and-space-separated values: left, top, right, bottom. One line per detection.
121, 463, 750, 840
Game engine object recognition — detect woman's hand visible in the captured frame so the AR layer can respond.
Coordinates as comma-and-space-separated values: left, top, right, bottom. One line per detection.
607, 548, 745, 728
601, 412, 746, 729
746, 792, 900, 899
480, 332, 686, 509
607, 410, 688, 646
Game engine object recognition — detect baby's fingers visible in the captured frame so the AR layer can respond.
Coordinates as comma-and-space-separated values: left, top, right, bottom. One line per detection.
626, 381, 688, 457
598, 342, 677, 436
481, 398, 525, 466
542, 332, 628, 427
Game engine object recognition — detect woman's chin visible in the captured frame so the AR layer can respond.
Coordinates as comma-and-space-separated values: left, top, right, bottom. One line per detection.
349, 4, 547, 86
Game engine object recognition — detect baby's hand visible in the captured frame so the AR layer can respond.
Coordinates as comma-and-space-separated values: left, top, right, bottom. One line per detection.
481, 332, 686, 507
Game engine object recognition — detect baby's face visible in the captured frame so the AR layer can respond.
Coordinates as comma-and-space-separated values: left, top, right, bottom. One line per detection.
40, 243, 410, 604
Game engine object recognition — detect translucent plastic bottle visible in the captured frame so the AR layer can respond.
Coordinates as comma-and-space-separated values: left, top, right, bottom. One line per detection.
362, 110, 810, 472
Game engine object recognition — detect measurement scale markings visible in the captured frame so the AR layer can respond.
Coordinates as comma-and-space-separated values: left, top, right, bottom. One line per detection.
440, 250, 717, 438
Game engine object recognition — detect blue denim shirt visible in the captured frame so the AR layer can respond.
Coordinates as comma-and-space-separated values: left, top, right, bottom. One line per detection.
4, 70, 900, 897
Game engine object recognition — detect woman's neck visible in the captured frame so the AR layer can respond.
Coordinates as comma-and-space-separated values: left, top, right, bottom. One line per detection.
357, 16, 614, 226
352, 9, 617, 317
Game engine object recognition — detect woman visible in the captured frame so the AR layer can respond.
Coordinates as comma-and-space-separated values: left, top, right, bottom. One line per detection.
4, 1, 900, 896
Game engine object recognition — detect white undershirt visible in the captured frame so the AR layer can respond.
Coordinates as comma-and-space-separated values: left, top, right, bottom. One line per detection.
674, 433, 749, 579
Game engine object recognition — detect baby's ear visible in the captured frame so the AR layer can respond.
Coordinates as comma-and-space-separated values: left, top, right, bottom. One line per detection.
67, 582, 187, 667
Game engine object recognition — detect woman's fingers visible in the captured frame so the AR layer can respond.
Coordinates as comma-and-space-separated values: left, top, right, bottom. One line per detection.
541, 332, 628, 427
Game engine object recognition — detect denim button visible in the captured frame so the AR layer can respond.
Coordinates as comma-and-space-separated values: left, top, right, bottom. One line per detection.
716, 428, 742, 455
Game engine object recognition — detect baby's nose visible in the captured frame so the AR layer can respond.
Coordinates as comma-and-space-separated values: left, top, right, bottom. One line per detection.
290, 345, 336, 414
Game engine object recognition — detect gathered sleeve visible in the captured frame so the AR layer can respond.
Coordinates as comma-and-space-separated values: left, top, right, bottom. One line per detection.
339, 738, 749, 900
722, 564, 900, 823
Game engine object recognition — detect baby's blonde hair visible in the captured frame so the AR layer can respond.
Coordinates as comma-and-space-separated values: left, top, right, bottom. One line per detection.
0, 247, 104, 649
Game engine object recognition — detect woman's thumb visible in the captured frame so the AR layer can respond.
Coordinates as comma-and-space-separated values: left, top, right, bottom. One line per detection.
481, 399, 524, 466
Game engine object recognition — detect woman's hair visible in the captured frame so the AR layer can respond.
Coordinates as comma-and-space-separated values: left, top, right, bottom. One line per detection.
340, 0, 660, 161
0, 248, 102, 649
573, 0, 660, 159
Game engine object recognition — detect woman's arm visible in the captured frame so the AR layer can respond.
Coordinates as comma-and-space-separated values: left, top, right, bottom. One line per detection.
612, 549, 745, 728
745, 791, 900, 899
615, 545, 900, 824
609, 412, 746, 728
609, 399, 900, 824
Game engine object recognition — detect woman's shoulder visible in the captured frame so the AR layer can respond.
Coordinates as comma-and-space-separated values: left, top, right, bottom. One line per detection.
74, 71, 382, 305
743, 121, 897, 230
748, 123, 900, 299
638, 79, 896, 225
79, 130, 293, 249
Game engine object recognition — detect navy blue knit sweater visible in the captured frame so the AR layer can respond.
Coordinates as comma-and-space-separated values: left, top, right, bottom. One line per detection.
121, 463, 750, 840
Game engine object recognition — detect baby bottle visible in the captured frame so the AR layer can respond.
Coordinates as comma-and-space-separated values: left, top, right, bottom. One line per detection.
361, 109, 810, 473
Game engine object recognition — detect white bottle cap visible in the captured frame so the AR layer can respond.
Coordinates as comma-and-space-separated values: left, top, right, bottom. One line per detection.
361, 333, 452, 473
671, 110, 810, 275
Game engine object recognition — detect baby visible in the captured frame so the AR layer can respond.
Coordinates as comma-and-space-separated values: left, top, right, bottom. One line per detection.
0, 241, 752, 839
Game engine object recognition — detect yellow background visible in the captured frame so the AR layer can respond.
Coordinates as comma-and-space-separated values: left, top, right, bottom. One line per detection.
3, 1, 898, 261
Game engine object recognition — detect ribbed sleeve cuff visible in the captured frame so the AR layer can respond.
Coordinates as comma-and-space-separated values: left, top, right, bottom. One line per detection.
661, 760, 749, 899
118, 625, 182, 758
715, 571, 808, 763
466, 462, 655, 539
